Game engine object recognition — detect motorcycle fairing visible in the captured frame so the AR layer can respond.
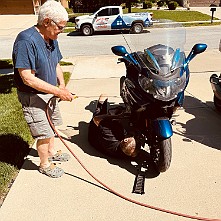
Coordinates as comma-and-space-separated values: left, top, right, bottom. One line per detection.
134, 45, 187, 102
142, 44, 185, 78
122, 77, 176, 118
138, 71, 186, 101
153, 118, 173, 139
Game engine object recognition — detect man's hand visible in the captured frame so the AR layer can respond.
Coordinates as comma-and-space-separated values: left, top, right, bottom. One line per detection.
57, 88, 75, 101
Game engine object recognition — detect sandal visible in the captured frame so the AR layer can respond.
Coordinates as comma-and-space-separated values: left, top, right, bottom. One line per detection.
48, 150, 71, 162
39, 163, 64, 178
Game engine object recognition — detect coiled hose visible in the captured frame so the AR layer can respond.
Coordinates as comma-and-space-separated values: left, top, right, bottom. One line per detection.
46, 96, 220, 221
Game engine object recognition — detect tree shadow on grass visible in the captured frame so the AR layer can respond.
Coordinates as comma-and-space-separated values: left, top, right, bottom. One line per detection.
0, 134, 31, 169
0, 74, 15, 94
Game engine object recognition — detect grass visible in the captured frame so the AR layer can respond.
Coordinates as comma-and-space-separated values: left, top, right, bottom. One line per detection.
0, 59, 72, 206
0, 74, 33, 205
131, 8, 219, 22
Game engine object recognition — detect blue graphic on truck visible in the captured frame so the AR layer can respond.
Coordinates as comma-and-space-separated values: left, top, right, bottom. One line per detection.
111, 15, 129, 29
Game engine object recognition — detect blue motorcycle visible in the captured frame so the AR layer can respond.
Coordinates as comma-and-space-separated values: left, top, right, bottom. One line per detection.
111, 21, 207, 172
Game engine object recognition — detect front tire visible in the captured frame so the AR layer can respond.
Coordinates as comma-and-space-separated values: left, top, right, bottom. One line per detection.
130, 23, 143, 34
150, 138, 172, 172
81, 24, 93, 36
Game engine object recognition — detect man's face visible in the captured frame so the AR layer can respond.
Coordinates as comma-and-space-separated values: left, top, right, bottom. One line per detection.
44, 18, 66, 40
121, 137, 139, 157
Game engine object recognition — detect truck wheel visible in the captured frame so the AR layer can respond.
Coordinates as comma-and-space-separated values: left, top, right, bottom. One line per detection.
150, 138, 172, 173
81, 25, 93, 36
131, 23, 143, 34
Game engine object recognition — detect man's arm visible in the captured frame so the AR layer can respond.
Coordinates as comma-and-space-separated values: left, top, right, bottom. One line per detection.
93, 113, 127, 127
56, 63, 65, 89
18, 68, 73, 101
93, 114, 109, 126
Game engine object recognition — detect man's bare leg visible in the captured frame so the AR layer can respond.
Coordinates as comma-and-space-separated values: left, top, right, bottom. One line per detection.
48, 136, 57, 157
37, 138, 51, 168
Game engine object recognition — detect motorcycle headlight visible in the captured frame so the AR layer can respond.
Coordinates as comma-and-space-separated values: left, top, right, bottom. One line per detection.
138, 72, 186, 101
138, 75, 155, 94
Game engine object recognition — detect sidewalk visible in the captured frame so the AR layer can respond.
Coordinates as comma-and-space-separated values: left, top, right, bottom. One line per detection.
0, 15, 38, 36
190, 6, 221, 19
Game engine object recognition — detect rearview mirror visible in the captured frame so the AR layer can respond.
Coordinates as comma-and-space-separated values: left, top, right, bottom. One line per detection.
186, 43, 207, 65
191, 43, 207, 55
111, 45, 139, 67
111, 46, 128, 56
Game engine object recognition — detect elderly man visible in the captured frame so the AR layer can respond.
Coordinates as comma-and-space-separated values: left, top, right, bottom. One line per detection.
12, 0, 74, 178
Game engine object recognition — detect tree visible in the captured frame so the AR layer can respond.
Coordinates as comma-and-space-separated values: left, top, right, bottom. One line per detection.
125, 0, 139, 13
126, 0, 132, 13
71, 0, 139, 13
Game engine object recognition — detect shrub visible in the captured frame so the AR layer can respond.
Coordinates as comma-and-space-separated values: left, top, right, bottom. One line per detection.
147, 1, 153, 8
168, 1, 178, 10
157, 0, 165, 7
143, 1, 153, 9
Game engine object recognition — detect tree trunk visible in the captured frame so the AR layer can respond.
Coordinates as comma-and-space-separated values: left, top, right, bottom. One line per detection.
127, 0, 132, 13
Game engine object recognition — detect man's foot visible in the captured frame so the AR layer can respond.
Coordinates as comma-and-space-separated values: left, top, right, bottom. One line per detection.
39, 163, 64, 178
48, 150, 71, 162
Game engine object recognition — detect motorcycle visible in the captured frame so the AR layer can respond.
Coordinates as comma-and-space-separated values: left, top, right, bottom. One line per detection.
111, 20, 207, 172
210, 73, 221, 112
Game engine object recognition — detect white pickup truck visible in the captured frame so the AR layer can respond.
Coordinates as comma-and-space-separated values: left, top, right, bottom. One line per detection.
75, 6, 153, 36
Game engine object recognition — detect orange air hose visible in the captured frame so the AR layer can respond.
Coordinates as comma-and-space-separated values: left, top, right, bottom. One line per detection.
46, 96, 220, 221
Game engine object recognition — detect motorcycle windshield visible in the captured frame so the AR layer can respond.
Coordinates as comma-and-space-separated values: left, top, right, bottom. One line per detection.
125, 20, 186, 101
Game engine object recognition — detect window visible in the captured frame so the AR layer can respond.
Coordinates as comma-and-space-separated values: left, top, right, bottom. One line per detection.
97, 8, 109, 16
111, 8, 119, 15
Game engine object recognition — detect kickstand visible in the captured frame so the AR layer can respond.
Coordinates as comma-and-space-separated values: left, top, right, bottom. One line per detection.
132, 167, 146, 195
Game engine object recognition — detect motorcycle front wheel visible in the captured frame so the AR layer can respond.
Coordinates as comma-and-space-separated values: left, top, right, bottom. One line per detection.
150, 138, 172, 172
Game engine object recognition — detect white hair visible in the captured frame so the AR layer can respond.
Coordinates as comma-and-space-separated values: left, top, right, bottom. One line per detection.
38, 0, 68, 25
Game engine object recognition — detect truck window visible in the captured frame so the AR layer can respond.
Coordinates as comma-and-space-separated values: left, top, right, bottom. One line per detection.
111, 8, 119, 15
97, 8, 109, 17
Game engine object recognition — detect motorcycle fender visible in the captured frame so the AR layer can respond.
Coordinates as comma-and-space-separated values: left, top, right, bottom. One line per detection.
153, 118, 173, 139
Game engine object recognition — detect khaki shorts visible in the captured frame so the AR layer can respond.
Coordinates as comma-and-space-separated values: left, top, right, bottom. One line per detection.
17, 92, 62, 139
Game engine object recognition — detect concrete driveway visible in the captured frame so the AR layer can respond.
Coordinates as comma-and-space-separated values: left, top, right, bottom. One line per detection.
0, 51, 221, 221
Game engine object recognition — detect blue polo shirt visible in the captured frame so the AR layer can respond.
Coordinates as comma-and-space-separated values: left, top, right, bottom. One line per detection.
12, 26, 62, 93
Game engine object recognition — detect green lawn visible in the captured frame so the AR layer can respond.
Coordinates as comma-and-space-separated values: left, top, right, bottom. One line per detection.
0, 60, 72, 205
131, 8, 218, 22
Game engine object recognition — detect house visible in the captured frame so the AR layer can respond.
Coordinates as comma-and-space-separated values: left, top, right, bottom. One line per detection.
0, 0, 69, 15
1, 0, 220, 15
177, 0, 221, 7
